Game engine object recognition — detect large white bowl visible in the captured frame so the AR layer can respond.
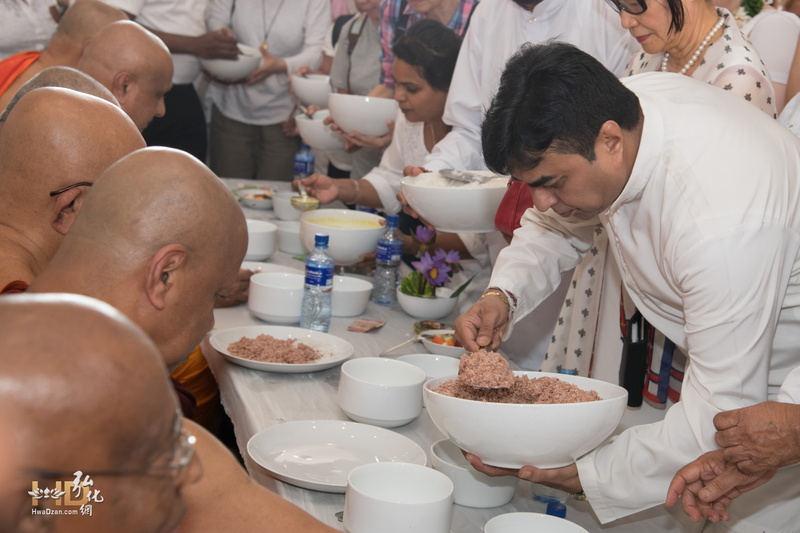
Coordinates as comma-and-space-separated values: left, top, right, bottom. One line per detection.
423, 371, 628, 469
291, 73, 332, 107
328, 93, 398, 137
331, 275, 373, 317
484, 513, 589, 533
400, 172, 508, 233
201, 43, 260, 81
396, 287, 458, 320
273, 191, 302, 221
248, 272, 304, 324
299, 209, 385, 266
338, 358, 426, 428
430, 438, 518, 508
296, 110, 345, 152
244, 219, 277, 261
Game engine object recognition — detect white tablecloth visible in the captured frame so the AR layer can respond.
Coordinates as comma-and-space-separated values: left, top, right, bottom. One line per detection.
205, 179, 693, 533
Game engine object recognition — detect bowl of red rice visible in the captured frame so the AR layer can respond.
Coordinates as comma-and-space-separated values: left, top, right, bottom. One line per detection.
423, 371, 627, 469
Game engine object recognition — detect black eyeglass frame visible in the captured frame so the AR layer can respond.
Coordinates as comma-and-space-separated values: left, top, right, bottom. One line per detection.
48, 182, 93, 197
604, 0, 648, 15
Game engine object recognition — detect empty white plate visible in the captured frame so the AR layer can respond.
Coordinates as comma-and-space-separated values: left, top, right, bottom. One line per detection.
247, 420, 428, 493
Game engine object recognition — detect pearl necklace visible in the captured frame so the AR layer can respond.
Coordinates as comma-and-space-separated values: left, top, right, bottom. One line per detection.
660, 16, 725, 75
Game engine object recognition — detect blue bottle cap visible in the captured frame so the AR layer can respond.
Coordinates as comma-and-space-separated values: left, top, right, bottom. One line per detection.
546, 501, 567, 518
314, 234, 329, 247
385, 214, 399, 227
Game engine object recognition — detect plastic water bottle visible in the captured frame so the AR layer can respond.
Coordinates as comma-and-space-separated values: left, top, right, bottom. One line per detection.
293, 142, 315, 181
372, 214, 403, 305
300, 234, 334, 332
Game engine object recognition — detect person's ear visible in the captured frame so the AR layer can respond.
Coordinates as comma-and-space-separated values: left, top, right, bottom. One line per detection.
111, 71, 134, 102
51, 187, 88, 235
597, 120, 624, 157
145, 244, 187, 310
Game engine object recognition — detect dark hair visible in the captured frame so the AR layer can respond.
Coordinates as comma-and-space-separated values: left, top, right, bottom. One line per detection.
482, 41, 641, 174
392, 19, 461, 92
664, 0, 686, 33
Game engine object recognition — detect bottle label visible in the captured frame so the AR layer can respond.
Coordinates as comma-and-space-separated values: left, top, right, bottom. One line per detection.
305, 264, 334, 287
376, 240, 403, 262
294, 153, 315, 175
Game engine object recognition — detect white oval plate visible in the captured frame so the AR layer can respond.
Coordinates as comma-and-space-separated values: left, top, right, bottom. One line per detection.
209, 325, 354, 373
247, 420, 427, 493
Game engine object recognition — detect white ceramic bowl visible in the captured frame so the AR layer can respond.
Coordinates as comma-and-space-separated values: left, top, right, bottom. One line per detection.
332, 275, 373, 317
344, 462, 454, 533
247, 272, 304, 324
237, 188, 273, 209
291, 73, 332, 107
244, 219, 277, 261
400, 172, 508, 233
276, 220, 306, 256
273, 191, 302, 221
484, 512, 589, 533
201, 43, 260, 81
420, 329, 466, 358
430, 439, 519, 508
396, 287, 458, 320
424, 371, 628, 469
397, 354, 460, 382
299, 209, 385, 266
338, 358, 426, 428
328, 93, 399, 137
296, 110, 345, 152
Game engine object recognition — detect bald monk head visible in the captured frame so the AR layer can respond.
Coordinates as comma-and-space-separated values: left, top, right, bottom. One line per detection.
0, 66, 117, 126
0, 0, 126, 110
0, 87, 144, 287
77, 21, 173, 131
29, 147, 248, 369
0, 293, 202, 533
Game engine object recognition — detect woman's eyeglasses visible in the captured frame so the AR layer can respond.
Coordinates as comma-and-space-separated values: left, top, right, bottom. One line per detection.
604, 0, 648, 15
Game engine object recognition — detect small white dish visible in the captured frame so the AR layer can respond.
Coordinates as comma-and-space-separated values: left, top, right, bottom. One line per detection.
240, 261, 302, 275
244, 219, 277, 261
397, 354, 460, 382
236, 188, 273, 209
247, 420, 427, 493
419, 329, 466, 358
209, 325, 354, 373
484, 512, 589, 533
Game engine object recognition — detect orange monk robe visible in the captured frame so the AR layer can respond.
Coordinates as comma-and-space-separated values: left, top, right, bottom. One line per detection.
0, 51, 41, 98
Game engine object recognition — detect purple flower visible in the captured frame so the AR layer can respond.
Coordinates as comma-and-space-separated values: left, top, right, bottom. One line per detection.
433, 248, 461, 265
411, 251, 451, 287
415, 225, 436, 244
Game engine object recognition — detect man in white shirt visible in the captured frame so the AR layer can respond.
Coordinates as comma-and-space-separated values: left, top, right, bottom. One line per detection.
456, 42, 800, 532
103, 0, 239, 160
412, 0, 639, 371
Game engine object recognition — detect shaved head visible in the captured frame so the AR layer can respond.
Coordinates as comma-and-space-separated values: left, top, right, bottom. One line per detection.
0, 87, 144, 283
0, 66, 117, 125
54, 0, 127, 46
0, 293, 181, 532
77, 20, 173, 131
31, 148, 248, 367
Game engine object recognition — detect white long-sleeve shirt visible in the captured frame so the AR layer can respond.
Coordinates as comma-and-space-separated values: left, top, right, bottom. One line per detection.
491, 72, 800, 530
206, 0, 329, 126
424, 0, 638, 172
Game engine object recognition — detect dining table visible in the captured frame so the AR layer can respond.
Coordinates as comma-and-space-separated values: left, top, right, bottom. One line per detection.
203, 178, 696, 533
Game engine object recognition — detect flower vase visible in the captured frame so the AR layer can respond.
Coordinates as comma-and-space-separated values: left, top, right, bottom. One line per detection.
396, 287, 458, 320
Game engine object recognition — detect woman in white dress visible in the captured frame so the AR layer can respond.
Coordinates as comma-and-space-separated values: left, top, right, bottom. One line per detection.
299, 19, 461, 214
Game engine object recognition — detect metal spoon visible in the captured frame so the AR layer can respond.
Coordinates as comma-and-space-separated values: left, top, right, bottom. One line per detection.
378, 333, 437, 357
